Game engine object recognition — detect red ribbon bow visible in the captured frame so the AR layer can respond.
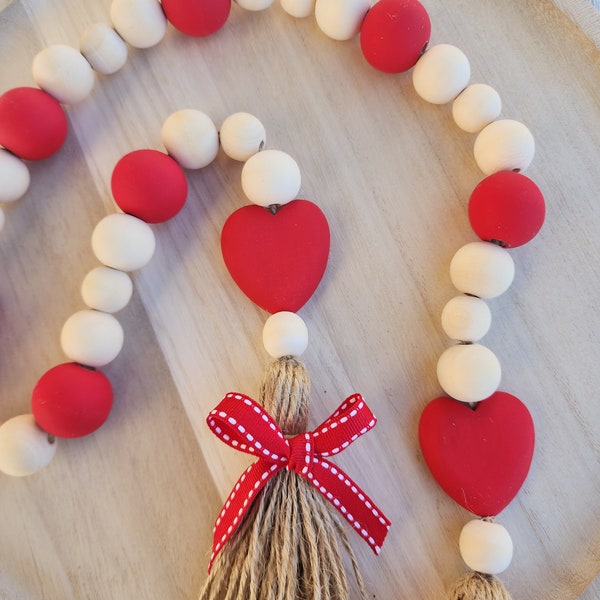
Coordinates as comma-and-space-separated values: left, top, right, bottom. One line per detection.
206, 392, 391, 571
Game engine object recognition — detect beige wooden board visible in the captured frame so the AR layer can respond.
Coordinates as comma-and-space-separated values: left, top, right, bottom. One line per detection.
0, 0, 599, 598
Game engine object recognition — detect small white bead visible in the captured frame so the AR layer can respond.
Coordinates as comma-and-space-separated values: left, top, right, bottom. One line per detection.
61, 309, 124, 367
263, 312, 309, 358
412, 44, 470, 105
315, 0, 371, 41
0, 414, 57, 477
81, 266, 133, 313
450, 241, 515, 299
441, 295, 491, 342
459, 519, 513, 575
437, 343, 501, 403
0, 149, 30, 203
110, 0, 167, 49
280, 0, 315, 18
80, 23, 128, 75
452, 84, 502, 133
220, 112, 266, 161
32, 44, 95, 104
237, 0, 274, 10
161, 110, 219, 170
474, 119, 535, 175
92, 213, 156, 271
241, 149, 301, 207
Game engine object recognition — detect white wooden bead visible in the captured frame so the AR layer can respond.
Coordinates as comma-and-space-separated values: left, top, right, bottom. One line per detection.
412, 44, 471, 105
452, 84, 502, 133
280, 0, 315, 18
241, 149, 301, 207
161, 110, 219, 169
459, 519, 513, 575
450, 241, 515, 299
32, 44, 95, 105
92, 213, 156, 271
0, 414, 57, 477
441, 295, 491, 342
236, 0, 274, 11
61, 309, 124, 367
437, 343, 501, 403
220, 112, 266, 161
315, 0, 371, 41
110, 0, 167, 49
81, 266, 133, 313
263, 311, 309, 358
474, 119, 535, 175
0, 149, 30, 203
80, 23, 128, 75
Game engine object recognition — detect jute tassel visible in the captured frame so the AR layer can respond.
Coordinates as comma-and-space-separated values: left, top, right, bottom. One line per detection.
447, 572, 513, 600
200, 356, 368, 600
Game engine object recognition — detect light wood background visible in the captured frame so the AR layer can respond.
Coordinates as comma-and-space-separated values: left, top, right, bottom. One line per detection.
1, 1, 599, 598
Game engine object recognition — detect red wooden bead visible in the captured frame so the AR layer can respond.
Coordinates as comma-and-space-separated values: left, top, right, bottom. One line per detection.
162, 0, 231, 37
31, 363, 113, 438
0, 87, 68, 160
111, 149, 188, 223
468, 171, 545, 248
360, 0, 431, 73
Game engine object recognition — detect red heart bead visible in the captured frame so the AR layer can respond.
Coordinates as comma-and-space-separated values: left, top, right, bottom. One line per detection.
418, 391, 534, 516
221, 199, 330, 314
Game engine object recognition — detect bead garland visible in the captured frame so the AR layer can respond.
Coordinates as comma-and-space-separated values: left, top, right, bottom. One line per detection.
0, 0, 546, 598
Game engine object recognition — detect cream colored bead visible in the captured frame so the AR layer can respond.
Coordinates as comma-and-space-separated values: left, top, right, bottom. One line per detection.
474, 119, 535, 175
459, 519, 513, 575
220, 112, 266, 161
92, 213, 156, 271
280, 0, 315, 18
161, 110, 219, 169
450, 241, 515, 299
110, 0, 167, 49
61, 309, 124, 367
263, 312, 309, 358
81, 266, 133, 313
0, 415, 57, 477
236, 0, 274, 10
315, 0, 370, 41
437, 343, 501, 403
241, 149, 301, 207
452, 84, 502, 133
0, 149, 30, 203
412, 44, 470, 105
80, 23, 128, 75
441, 295, 491, 342
32, 44, 95, 104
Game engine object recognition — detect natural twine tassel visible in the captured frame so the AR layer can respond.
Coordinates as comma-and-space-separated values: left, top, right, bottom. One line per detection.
200, 356, 368, 600
447, 572, 513, 600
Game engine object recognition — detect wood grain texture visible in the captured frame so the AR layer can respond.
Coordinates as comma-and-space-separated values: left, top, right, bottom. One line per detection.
0, 1, 599, 599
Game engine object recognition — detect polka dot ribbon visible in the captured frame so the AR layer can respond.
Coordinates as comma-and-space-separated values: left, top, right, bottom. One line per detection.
206, 392, 391, 572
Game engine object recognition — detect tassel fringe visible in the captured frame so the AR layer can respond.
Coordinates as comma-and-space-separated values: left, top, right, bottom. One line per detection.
447, 571, 513, 600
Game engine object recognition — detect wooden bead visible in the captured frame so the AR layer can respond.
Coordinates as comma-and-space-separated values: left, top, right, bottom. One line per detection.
315, 0, 371, 41
280, 0, 315, 18
92, 213, 156, 271
263, 311, 309, 358
80, 23, 128, 75
413, 44, 470, 105
0, 148, 30, 203
81, 266, 133, 313
474, 119, 535, 175
110, 0, 167, 48
237, 0, 274, 11
0, 414, 57, 477
437, 343, 501, 403
441, 295, 491, 342
32, 45, 95, 105
241, 149, 301, 207
61, 310, 124, 367
459, 519, 513, 575
452, 83, 502, 133
219, 112, 266, 161
162, 0, 231, 37
450, 241, 515, 299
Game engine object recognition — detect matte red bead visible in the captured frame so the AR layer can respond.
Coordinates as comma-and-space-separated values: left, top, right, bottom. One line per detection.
360, 0, 431, 73
162, 0, 231, 37
31, 363, 113, 438
0, 87, 68, 160
111, 149, 188, 223
468, 171, 545, 248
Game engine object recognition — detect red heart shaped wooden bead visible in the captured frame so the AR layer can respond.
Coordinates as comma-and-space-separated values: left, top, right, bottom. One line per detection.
418, 391, 534, 516
221, 199, 330, 314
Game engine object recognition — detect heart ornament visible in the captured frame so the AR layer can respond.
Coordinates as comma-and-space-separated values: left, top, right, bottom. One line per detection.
418, 391, 535, 516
